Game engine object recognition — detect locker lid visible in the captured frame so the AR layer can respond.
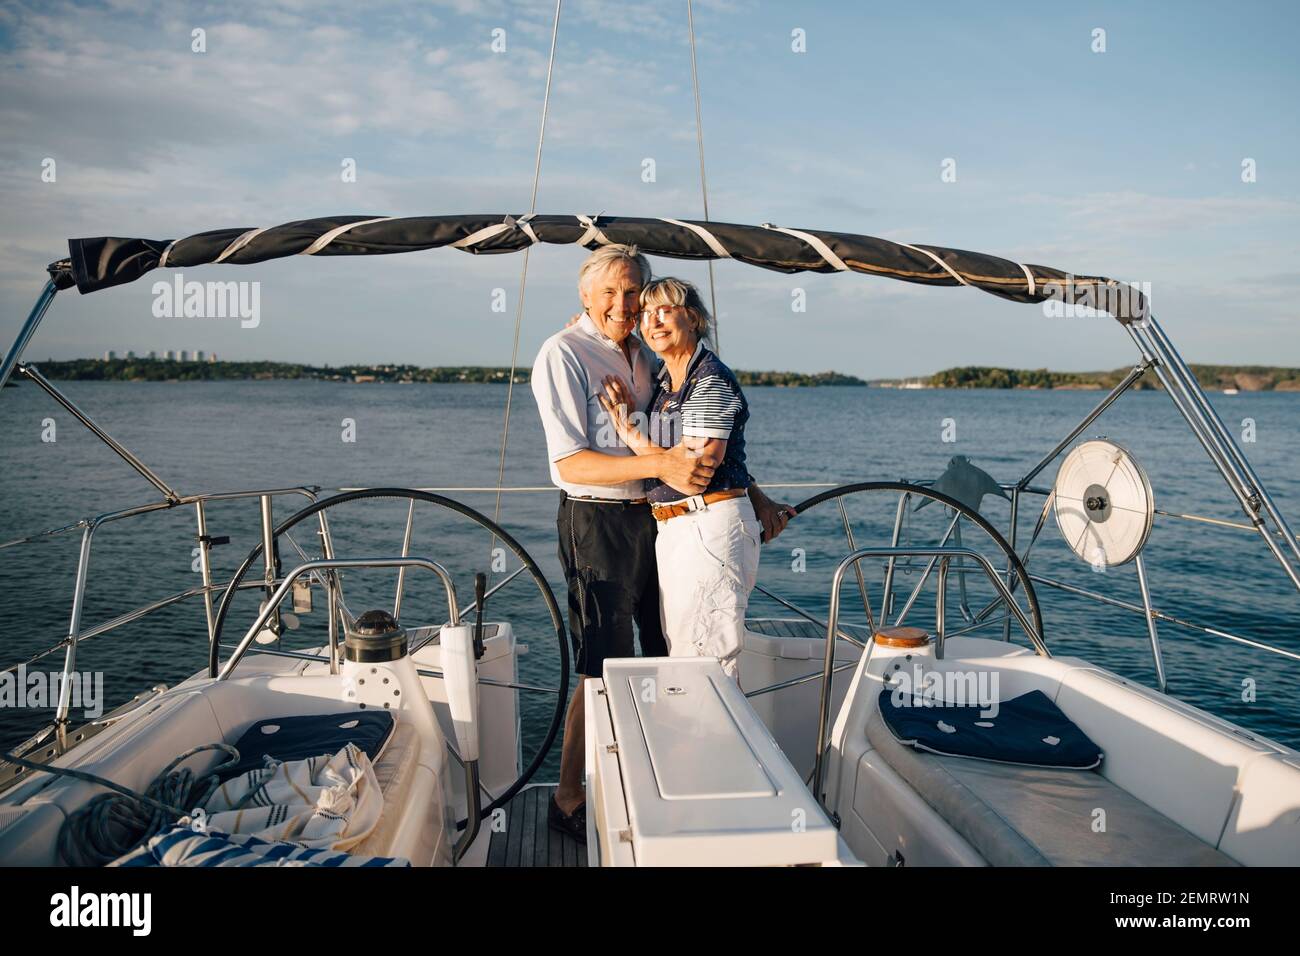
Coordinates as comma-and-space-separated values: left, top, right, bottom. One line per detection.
602, 657, 839, 866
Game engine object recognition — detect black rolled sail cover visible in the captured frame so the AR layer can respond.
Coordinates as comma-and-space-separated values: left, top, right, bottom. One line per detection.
59, 213, 1148, 323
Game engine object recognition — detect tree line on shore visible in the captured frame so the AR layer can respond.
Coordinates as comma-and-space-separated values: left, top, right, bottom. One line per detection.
25, 358, 868, 387
921, 365, 1300, 391
20, 359, 1299, 391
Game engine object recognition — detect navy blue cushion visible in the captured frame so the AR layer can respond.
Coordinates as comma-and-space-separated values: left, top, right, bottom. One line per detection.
220, 711, 395, 780
878, 688, 1103, 769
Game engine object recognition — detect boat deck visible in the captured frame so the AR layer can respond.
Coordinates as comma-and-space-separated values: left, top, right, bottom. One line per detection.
486, 784, 587, 868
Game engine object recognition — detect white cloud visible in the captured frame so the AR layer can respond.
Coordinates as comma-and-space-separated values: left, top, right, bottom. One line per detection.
1026, 190, 1300, 236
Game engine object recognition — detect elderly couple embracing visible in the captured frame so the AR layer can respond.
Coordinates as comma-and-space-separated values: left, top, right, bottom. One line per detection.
530, 243, 796, 841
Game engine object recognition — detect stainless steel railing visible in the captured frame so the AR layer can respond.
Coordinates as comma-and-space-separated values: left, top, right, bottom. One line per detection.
811, 544, 1049, 806
217, 556, 459, 680
0, 485, 330, 745
4, 477, 1296, 728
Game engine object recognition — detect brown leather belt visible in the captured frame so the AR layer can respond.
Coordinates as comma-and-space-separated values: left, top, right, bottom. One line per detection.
651, 487, 748, 521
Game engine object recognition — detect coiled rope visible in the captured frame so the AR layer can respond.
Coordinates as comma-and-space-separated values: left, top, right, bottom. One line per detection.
4, 742, 239, 866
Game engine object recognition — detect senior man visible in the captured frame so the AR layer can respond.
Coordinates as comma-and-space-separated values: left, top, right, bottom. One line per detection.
531, 243, 792, 841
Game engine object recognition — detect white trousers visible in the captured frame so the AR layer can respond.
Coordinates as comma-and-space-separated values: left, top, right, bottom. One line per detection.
655, 495, 762, 681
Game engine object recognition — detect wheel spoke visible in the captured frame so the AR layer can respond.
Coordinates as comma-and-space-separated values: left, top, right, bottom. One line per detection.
892, 510, 962, 626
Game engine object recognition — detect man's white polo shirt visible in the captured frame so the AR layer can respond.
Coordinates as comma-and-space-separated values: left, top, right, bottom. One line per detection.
531, 313, 658, 500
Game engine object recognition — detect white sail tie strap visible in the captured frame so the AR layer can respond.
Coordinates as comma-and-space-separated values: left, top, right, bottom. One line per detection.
515, 212, 541, 246
760, 223, 849, 272
661, 218, 731, 259
897, 242, 969, 286
214, 228, 267, 264
157, 241, 177, 269
452, 216, 525, 251
575, 214, 612, 248
1019, 262, 1036, 296
300, 217, 396, 256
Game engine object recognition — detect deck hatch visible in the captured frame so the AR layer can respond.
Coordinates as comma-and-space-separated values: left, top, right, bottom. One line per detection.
602, 658, 839, 866
623, 672, 777, 800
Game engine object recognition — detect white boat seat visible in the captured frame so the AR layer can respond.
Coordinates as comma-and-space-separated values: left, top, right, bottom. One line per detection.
350, 716, 437, 859
865, 707, 1238, 866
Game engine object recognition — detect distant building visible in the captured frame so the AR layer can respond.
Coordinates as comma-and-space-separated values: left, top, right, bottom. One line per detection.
147, 351, 157, 359
179, 350, 191, 361
208, 352, 218, 363
196, 350, 206, 362
126, 350, 136, 359
104, 350, 116, 361
164, 350, 176, 360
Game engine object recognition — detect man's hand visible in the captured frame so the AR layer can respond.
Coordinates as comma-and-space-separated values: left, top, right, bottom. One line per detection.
748, 483, 795, 543
655, 443, 715, 495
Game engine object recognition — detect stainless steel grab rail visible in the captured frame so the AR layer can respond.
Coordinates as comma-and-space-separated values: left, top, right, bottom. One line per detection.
35, 487, 325, 737
217, 556, 459, 680
811, 545, 1048, 808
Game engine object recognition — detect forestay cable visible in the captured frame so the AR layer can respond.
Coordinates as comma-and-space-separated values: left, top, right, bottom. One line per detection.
686, 0, 721, 353
491, 0, 563, 539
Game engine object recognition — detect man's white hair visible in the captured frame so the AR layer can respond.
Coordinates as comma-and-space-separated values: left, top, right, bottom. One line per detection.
577, 243, 652, 291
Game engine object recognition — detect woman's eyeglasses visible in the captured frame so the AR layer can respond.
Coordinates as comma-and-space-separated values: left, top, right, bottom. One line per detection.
639, 305, 681, 323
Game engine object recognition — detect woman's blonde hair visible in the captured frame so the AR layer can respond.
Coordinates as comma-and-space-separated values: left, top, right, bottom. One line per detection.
639, 277, 711, 341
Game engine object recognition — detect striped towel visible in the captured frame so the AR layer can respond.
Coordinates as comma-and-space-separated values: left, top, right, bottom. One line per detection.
111, 826, 410, 867
200, 742, 384, 850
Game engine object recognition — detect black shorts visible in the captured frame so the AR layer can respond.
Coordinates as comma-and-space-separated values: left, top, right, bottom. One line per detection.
557, 491, 667, 678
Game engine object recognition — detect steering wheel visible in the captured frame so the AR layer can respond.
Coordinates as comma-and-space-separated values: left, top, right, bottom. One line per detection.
791, 481, 1046, 651
207, 487, 569, 822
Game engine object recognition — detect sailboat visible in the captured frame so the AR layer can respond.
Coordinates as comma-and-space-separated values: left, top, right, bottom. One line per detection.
1, 1, 1297, 869
1, 208, 1296, 867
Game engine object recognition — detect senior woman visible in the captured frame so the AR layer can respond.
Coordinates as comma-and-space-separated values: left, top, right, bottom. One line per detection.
598, 277, 792, 682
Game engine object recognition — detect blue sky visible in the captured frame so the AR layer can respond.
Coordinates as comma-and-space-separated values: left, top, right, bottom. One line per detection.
1, 0, 1297, 377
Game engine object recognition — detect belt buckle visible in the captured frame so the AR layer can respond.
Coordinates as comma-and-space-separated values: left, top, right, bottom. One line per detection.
685, 494, 707, 513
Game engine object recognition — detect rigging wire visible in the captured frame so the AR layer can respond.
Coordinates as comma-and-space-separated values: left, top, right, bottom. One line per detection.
686, 0, 720, 353
490, 0, 563, 540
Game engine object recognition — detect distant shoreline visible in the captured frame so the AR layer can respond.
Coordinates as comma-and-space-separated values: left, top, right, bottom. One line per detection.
20, 359, 868, 388
880, 364, 1300, 392
13, 359, 1300, 392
